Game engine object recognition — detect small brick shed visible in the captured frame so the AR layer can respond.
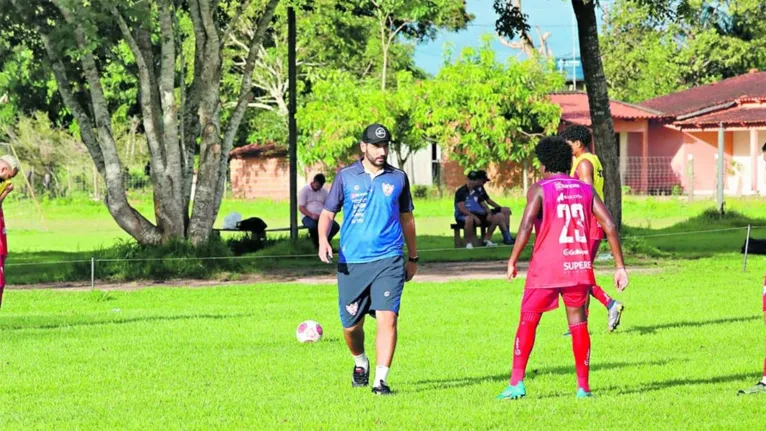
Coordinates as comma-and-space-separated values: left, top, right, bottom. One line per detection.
228, 143, 314, 201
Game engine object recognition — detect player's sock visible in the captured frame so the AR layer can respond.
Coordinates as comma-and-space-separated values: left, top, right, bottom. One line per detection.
374, 366, 389, 387
501, 228, 513, 243
570, 321, 591, 393
590, 285, 613, 308
510, 312, 541, 386
353, 353, 369, 371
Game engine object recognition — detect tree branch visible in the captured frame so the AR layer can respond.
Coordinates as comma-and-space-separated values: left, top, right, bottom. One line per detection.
220, 0, 257, 48
222, 0, 280, 151
112, 7, 166, 174
157, 0, 182, 180
38, 33, 105, 177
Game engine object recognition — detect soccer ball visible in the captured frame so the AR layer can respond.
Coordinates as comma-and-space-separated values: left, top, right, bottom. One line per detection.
296, 320, 323, 343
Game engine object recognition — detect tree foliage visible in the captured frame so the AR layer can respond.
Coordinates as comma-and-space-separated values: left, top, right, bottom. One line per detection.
603, 0, 766, 102
298, 70, 427, 169
415, 39, 564, 172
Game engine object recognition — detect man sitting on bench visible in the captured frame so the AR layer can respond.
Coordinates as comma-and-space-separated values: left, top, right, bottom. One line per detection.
475, 170, 514, 245
299, 173, 340, 248
454, 171, 503, 249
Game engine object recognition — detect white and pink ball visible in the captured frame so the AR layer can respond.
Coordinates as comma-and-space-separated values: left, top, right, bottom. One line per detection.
296, 320, 323, 343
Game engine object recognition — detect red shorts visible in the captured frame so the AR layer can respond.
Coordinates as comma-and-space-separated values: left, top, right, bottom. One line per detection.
521, 286, 589, 313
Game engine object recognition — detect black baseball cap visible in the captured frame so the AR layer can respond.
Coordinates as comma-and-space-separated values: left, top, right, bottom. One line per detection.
467, 171, 480, 180
362, 123, 393, 145
477, 170, 490, 181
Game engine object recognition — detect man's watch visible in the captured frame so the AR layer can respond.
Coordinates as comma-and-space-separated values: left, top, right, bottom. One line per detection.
408, 256, 419, 263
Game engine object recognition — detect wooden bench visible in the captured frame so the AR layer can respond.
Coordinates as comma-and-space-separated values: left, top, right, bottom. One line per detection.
450, 222, 488, 248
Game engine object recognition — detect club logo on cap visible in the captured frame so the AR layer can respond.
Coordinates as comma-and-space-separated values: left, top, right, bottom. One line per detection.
374, 127, 387, 139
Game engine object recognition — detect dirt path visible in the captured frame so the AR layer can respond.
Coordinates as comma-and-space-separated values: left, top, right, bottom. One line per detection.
7, 260, 659, 292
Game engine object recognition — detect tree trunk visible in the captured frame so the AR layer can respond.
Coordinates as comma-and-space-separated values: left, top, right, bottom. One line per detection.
571, 0, 622, 230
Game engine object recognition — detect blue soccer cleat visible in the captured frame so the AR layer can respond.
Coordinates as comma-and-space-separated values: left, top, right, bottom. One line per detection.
496, 381, 526, 400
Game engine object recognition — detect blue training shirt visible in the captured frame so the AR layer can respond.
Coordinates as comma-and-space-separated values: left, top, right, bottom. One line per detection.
324, 160, 414, 264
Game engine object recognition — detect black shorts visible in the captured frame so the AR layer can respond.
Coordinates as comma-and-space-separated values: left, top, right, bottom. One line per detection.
337, 256, 406, 328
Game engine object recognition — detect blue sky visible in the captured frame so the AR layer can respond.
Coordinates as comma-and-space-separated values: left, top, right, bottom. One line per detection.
413, 0, 613, 76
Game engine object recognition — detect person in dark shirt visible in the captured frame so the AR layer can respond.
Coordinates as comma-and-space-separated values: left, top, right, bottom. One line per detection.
475, 170, 514, 244
454, 171, 506, 248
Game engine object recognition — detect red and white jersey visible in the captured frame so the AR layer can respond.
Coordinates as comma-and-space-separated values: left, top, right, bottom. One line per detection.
526, 174, 596, 289
0, 209, 6, 257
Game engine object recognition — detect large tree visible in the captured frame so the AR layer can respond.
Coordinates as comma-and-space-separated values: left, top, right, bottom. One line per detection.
496, 0, 622, 229
3, 0, 280, 245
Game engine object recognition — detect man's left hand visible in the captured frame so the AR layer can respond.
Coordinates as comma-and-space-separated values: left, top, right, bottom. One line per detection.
405, 261, 418, 281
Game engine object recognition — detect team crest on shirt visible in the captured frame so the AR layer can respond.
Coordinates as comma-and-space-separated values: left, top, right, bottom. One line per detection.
346, 301, 359, 316
382, 183, 395, 196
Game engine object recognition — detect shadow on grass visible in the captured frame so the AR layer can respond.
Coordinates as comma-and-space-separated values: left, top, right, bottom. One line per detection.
598, 372, 755, 397
623, 315, 761, 335
408, 359, 675, 393
624, 209, 766, 259
1, 312, 255, 331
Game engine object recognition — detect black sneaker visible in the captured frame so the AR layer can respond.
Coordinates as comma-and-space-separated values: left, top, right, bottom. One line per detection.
352, 365, 369, 387
372, 381, 393, 396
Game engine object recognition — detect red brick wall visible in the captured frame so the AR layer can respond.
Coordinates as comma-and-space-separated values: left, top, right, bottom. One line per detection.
229, 156, 330, 201
230, 156, 291, 200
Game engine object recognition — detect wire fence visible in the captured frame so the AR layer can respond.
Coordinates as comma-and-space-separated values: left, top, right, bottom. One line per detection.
5, 225, 760, 289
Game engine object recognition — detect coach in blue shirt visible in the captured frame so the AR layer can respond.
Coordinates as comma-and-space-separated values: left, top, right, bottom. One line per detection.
318, 123, 418, 396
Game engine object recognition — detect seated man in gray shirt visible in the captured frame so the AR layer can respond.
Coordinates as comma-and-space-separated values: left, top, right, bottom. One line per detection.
299, 173, 340, 248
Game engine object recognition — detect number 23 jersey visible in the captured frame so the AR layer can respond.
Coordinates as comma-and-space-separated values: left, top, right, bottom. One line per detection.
526, 174, 596, 290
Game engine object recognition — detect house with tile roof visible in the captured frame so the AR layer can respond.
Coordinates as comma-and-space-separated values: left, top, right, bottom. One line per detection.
553, 69, 766, 195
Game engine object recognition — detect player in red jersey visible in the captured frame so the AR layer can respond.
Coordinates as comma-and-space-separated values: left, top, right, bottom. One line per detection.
0, 155, 20, 309
497, 137, 628, 400
738, 143, 766, 396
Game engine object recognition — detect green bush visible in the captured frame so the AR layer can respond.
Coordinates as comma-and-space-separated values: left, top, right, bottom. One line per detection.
87, 236, 243, 282
619, 235, 667, 258
413, 185, 429, 199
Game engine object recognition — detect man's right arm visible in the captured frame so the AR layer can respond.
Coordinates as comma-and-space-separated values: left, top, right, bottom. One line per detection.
455, 189, 473, 216
319, 175, 343, 244
508, 184, 541, 267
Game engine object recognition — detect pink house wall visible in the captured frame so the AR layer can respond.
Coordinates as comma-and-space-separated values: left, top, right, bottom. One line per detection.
636, 124, 738, 193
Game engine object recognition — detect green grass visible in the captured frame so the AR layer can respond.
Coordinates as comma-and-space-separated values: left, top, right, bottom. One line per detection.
1, 253, 764, 429
5, 195, 766, 285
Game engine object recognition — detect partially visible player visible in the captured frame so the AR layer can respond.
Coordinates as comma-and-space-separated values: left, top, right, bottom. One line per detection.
0, 155, 20, 309
738, 142, 766, 396
560, 125, 625, 332
497, 136, 628, 400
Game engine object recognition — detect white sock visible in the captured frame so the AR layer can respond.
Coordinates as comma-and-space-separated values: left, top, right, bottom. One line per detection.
374, 366, 390, 387
760, 375, 766, 385
353, 353, 369, 371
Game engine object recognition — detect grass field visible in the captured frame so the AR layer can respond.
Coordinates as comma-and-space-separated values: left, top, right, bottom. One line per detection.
3, 194, 766, 285
1, 253, 764, 429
